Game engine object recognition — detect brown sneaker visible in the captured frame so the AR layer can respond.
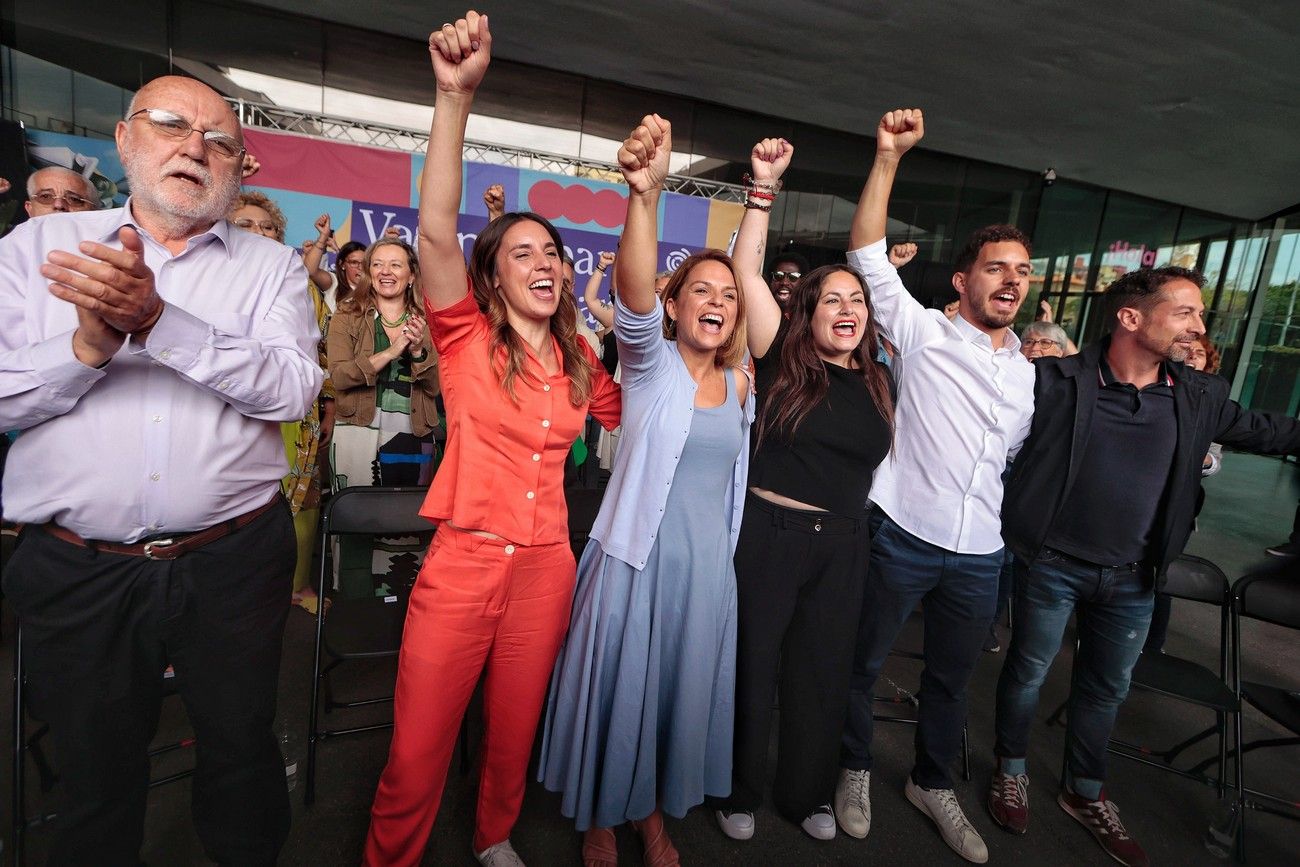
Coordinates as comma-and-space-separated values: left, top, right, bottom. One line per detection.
987, 770, 1029, 834
1057, 788, 1149, 867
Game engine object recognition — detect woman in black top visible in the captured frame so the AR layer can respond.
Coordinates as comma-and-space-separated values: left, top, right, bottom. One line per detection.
714, 137, 894, 843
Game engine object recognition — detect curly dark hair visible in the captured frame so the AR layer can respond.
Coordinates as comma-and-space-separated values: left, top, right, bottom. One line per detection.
1102, 266, 1205, 331
953, 225, 1032, 273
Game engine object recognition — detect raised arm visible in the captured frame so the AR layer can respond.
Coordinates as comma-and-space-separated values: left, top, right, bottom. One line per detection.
614, 114, 671, 315
732, 137, 792, 359
303, 214, 336, 288
583, 251, 615, 330
418, 11, 492, 310
849, 109, 923, 249
846, 109, 943, 352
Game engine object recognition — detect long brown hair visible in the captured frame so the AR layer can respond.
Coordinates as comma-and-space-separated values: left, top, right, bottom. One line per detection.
337, 238, 420, 316
468, 212, 594, 407
756, 264, 894, 447
659, 249, 748, 368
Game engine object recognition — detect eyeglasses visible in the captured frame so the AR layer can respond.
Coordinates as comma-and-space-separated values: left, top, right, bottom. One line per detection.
127, 108, 245, 160
233, 218, 278, 233
1023, 338, 1064, 350
771, 270, 801, 281
30, 189, 97, 211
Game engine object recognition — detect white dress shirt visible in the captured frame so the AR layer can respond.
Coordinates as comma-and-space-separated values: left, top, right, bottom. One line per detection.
0, 203, 323, 542
847, 239, 1035, 555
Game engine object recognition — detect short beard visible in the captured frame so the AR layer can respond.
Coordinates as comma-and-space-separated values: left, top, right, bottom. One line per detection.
967, 293, 1020, 330
122, 148, 241, 237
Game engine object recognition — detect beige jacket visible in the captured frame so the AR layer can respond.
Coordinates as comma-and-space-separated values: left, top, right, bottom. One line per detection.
327, 306, 440, 436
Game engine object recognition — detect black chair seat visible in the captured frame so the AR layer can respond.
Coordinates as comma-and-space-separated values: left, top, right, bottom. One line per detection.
1132, 652, 1238, 711
321, 596, 407, 660
1240, 681, 1300, 736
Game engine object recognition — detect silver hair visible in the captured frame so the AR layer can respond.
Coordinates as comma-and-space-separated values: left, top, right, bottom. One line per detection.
654, 270, 673, 281
1021, 321, 1068, 348
26, 166, 98, 204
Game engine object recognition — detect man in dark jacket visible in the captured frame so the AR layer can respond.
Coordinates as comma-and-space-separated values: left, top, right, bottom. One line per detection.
987, 265, 1300, 867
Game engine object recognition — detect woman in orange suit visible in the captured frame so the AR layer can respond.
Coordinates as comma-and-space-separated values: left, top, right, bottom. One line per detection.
363, 11, 621, 867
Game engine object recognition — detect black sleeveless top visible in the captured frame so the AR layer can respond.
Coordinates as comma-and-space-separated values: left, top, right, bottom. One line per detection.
749, 328, 892, 518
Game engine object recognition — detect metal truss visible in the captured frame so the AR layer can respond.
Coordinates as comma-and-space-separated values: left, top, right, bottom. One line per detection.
227, 98, 745, 203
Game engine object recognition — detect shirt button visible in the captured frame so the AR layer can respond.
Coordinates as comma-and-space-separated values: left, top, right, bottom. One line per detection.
504, 544, 515, 555
541, 419, 550, 428
152, 415, 162, 423
543, 384, 551, 392
150, 472, 161, 481
526, 491, 535, 499
159, 349, 172, 360
218, 380, 230, 390
532, 453, 540, 462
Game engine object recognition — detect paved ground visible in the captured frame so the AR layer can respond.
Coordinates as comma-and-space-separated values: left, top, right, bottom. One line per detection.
4, 452, 1299, 866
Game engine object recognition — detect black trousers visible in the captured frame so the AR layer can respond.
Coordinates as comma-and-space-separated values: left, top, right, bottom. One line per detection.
723, 493, 871, 822
4, 499, 295, 867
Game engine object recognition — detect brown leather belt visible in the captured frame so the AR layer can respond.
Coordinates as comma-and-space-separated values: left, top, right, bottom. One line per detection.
43, 495, 283, 560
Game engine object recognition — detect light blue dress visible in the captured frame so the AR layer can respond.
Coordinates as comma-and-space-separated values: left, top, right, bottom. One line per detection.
539, 365, 744, 831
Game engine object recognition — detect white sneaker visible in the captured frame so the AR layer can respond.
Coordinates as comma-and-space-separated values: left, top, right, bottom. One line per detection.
835, 768, 872, 838
904, 778, 989, 864
801, 804, 837, 840
475, 839, 525, 867
715, 809, 755, 840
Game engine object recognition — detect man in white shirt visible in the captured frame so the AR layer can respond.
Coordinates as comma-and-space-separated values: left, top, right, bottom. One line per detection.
0, 76, 321, 865
833, 109, 1035, 864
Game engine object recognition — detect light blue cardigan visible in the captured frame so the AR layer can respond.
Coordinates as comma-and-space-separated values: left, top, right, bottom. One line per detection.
587, 297, 755, 570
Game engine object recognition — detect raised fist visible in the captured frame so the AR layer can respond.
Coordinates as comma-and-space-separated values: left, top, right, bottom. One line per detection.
429, 11, 492, 95
314, 213, 332, 238
888, 242, 918, 268
618, 114, 672, 196
877, 108, 924, 158
597, 251, 616, 270
1037, 299, 1055, 323
750, 137, 793, 184
483, 183, 505, 219
241, 153, 261, 179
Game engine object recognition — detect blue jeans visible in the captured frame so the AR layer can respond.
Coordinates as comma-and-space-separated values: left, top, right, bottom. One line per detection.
841, 512, 1002, 789
994, 548, 1154, 795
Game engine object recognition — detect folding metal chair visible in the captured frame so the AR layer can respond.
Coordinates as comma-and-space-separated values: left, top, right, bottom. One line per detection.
1104, 555, 1242, 802
1223, 564, 1300, 859
303, 486, 467, 806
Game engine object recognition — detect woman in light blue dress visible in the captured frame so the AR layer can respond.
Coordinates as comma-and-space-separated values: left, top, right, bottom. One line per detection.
538, 114, 754, 867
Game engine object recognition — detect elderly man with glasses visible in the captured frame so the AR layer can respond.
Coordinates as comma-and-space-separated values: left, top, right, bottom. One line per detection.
0, 75, 321, 865
24, 166, 101, 217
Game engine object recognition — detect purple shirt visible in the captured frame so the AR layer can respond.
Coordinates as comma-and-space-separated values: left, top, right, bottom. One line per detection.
0, 202, 322, 542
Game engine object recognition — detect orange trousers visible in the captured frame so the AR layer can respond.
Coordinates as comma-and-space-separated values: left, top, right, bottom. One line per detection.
363, 526, 576, 865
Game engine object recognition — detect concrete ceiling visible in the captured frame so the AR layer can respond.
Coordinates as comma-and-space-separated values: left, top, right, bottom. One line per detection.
245, 0, 1300, 220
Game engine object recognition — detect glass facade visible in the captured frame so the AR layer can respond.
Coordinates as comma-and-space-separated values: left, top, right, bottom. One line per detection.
1, 0, 1292, 406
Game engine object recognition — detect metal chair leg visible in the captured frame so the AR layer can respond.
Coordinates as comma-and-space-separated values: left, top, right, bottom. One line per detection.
304, 526, 329, 807
12, 618, 25, 865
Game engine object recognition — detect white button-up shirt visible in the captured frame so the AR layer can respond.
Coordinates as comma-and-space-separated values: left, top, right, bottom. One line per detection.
0, 203, 322, 542
848, 240, 1035, 555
